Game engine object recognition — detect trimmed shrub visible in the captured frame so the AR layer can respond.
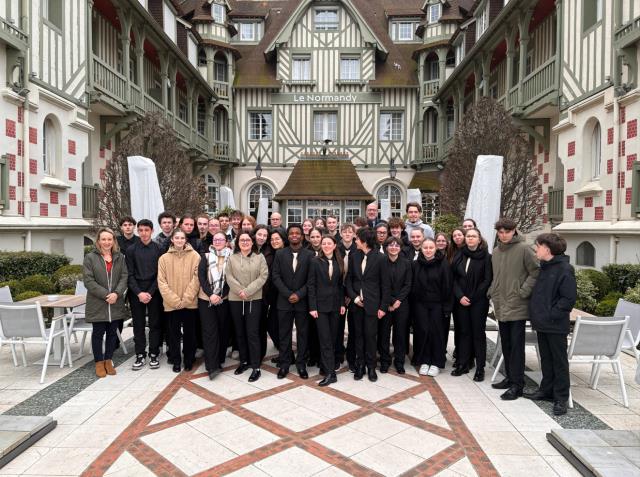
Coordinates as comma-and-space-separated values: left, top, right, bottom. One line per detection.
0, 280, 25, 299
14, 290, 42, 302
53, 265, 83, 291
19, 275, 56, 295
624, 284, 640, 305
60, 288, 76, 295
581, 269, 612, 300
84, 245, 94, 256
575, 270, 597, 313
594, 292, 624, 316
0, 252, 70, 281
432, 214, 462, 237
602, 264, 640, 293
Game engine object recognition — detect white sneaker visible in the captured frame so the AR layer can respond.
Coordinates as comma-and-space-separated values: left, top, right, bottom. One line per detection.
419, 364, 429, 375
427, 366, 440, 377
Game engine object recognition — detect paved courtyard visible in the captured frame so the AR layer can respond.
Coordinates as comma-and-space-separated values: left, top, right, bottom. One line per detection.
1, 328, 638, 476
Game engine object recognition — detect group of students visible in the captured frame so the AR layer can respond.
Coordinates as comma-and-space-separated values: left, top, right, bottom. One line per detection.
82, 202, 577, 414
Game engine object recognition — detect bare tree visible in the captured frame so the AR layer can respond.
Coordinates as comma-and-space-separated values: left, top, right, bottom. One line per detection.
96, 113, 208, 229
440, 97, 543, 232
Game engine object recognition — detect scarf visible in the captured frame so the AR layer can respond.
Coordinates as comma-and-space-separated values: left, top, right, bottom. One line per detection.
208, 246, 232, 297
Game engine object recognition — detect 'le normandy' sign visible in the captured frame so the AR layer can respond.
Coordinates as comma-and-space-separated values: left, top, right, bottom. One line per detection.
270, 92, 382, 105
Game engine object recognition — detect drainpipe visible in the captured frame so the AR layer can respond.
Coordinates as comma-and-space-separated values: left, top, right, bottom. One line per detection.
21, 21, 31, 251
610, 0, 623, 263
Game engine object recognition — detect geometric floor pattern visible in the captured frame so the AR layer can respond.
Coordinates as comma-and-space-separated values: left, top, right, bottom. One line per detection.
82, 357, 500, 476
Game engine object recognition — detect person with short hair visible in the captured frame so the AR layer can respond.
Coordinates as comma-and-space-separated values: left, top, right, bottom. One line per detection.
353, 216, 368, 231
375, 223, 389, 253
118, 216, 140, 252
179, 214, 205, 254
217, 212, 231, 237
404, 203, 434, 239
208, 217, 221, 237
242, 215, 257, 233
489, 218, 539, 400
524, 233, 576, 416
326, 215, 341, 241
462, 218, 477, 230
229, 210, 244, 239
403, 228, 425, 261
270, 212, 283, 230
155, 212, 176, 248
196, 214, 212, 248
365, 202, 379, 228
388, 217, 408, 246
127, 219, 165, 371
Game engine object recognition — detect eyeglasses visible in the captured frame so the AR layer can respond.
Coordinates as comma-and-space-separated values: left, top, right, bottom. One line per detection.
239, 238, 252, 243
213, 238, 226, 242
387, 243, 401, 248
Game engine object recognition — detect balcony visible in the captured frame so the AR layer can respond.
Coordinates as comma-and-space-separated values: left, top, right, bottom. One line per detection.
548, 187, 563, 222
82, 184, 98, 219
615, 15, 640, 49
521, 56, 556, 107
416, 144, 439, 164
213, 142, 232, 162
0, 17, 27, 50
423, 80, 440, 98
212, 81, 229, 99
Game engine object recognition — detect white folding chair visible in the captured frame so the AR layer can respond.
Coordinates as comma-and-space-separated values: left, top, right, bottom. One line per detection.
615, 299, 640, 362
0, 286, 13, 303
568, 315, 630, 408
0, 303, 72, 384
491, 329, 541, 383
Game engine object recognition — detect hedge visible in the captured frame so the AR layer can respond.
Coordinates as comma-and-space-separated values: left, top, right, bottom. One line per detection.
52, 265, 83, 291
581, 269, 612, 300
602, 264, 640, 294
625, 284, 640, 305
0, 279, 24, 299
0, 252, 70, 281
575, 270, 597, 313
432, 214, 461, 237
19, 275, 56, 295
594, 292, 624, 316
14, 290, 42, 302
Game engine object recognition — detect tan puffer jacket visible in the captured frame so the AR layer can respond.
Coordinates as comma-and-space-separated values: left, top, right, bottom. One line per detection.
226, 252, 268, 302
157, 244, 201, 311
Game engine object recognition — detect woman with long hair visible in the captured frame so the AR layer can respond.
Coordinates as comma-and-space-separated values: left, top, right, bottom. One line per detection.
267, 228, 288, 364
158, 229, 201, 373
308, 235, 346, 386
314, 217, 327, 230
241, 216, 257, 233
302, 219, 314, 245
411, 238, 453, 377
448, 228, 466, 263
253, 225, 273, 360
198, 231, 231, 380
83, 228, 129, 378
307, 228, 323, 256
306, 227, 324, 366
226, 232, 269, 382
451, 228, 493, 381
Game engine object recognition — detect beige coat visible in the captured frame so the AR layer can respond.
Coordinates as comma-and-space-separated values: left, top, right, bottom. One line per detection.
157, 244, 201, 311
225, 252, 268, 302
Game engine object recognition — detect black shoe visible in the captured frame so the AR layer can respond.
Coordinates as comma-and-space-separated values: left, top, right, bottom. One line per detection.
149, 354, 160, 369
368, 368, 378, 382
184, 364, 193, 371
500, 386, 523, 401
172, 364, 181, 373
523, 390, 554, 402
492, 378, 510, 389
380, 364, 389, 374
318, 373, 337, 387
208, 369, 220, 381
132, 354, 146, 371
297, 367, 309, 379
354, 366, 364, 380
277, 368, 288, 379
234, 363, 249, 375
395, 363, 406, 374
473, 368, 485, 382
553, 400, 568, 416
451, 366, 469, 377
248, 369, 261, 382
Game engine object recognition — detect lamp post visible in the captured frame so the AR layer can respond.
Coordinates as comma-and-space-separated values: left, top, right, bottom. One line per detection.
389, 157, 397, 180
322, 138, 332, 156
255, 155, 263, 179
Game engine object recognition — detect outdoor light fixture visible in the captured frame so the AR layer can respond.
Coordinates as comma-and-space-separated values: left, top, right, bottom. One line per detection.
322, 138, 332, 156
255, 155, 263, 179
389, 157, 398, 180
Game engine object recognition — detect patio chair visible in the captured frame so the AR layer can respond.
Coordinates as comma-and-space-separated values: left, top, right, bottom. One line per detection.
568, 315, 630, 408
615, 299, 640, 362
0, 286, 13, 303
491, 329, 541, 383
0, 303, 72, 384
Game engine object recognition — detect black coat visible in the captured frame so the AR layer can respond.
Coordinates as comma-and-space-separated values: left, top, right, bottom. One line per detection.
529, 255, 576, 334
410, 252, 453, 314
384, 255, 412, 305
198, 254, 230, 299
308, 255, 345, 313
272, 247, 314, 311
402, 245, 421, 262
345, 249, 390, 315
452, 246, 493, 303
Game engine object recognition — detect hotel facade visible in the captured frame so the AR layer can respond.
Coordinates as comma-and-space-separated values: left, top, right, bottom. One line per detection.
0, 0, 639, 268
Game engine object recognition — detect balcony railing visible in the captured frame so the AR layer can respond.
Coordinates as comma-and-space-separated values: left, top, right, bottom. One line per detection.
196, 133, 208, 154
213, 141, 230, 161
521, 57, 556, 106
508, 86, 519, 108
0, 17, 28, 49
82, 184, 98, 219
143, 94, 164, 115
93, 56, 127, 104
548, 187, 563, 221
420, 144, 439, 163
423, 80, 440, 97
212, 81, 229, 98
174, 118, 191, 142
615, 15, 640, 48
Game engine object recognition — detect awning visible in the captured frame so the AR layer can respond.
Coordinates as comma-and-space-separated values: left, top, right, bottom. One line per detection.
274, 159, 375, 201
408, 171, 441, 192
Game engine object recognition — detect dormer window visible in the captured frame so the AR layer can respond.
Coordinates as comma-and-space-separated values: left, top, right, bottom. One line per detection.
315, 8, 339, 31
235, 21, 262, 42
212, 3, 225, 24
390, 19, 420, 42
428, 4, 441, 24
475, 2, 489, 40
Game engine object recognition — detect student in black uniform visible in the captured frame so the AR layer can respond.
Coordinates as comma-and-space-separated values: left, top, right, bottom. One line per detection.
267, 228, 288, 364
308, 235, 346, 386
337, 223, 357, 371
305, 227, 323, 367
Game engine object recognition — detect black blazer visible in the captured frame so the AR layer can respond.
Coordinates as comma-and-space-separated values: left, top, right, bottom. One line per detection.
308, 256, 345, 313
384, 256, 412, 305
272, 246, 314, 311
402, 246, 421, 261
346, 249, 390, 315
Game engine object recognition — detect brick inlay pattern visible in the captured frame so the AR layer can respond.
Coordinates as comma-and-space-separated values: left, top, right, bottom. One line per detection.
82, 359, 499, 477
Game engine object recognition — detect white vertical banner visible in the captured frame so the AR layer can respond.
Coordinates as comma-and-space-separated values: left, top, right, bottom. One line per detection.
407, 188, 422, 205
127, 156, 165, 224
380, 199, 391, 221
465, 155, 503, 251
219, 186, 236, 209
256, 197, 269, 225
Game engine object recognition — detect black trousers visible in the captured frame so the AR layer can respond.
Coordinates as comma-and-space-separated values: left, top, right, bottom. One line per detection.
267, 299, 280, 353
346, 307, 356, 366
452, 308, 461, 360
316, 311, 339, 374
198, 299, 228, 373
389, 303, 410, 364
129, 290, 163, 357
307, 315, 320, 363
413, 301, 445, 369
455, 299, 489, 370
278, 309, 309, 369
230, 300, 262, 369
442, 312, 452, 354
537, 332, 570, 401
217, 301, 231, 365
498, 319, 526, 389
91, 320, 121, 362
168, 309, 197, 367
335, 308, 347, 364
377, 313, 392, 367
351, 306, 378, 369
260, 298, 269, 360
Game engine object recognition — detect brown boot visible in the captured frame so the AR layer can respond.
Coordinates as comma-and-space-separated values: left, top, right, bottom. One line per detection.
104, 360, 117, 376
95, 361, 107, 378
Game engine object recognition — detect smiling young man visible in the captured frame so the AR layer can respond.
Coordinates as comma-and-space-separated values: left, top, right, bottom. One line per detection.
404, 202, 434, 239
117, 216, 140, 253
155, 211, 176, 249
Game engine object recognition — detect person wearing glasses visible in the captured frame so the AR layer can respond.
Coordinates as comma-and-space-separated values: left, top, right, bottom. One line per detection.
225, 232, 269, 382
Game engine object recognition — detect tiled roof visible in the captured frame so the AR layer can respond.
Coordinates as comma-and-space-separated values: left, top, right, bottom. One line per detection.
408, 170, 441, 192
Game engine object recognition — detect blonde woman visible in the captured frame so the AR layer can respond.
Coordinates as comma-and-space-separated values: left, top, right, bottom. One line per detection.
83, 228, 129, 378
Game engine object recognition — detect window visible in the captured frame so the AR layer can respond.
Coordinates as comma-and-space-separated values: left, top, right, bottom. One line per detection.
428, 4, 442, 24
248, 183, 273, 218
197, 100, 206, 135
390, 20, 419, 41
340, 57, 360, 80
583, 0, 603, 31
422, 193, 440, 223
591, 122, 602, 179
446, 103, 455, 138
307, 200, 341, 221
314, 112, 337, 142
315, 8, 339, 31
512, 55, 520, 87
203, 174, 219, 214
379, 113, 404, 141
292, 56, 311, 81
43, 117, 58, 175
376, 184, 402, 219
455, 41, 465, 65
475, 2, 489, 40
525, 50, 534, 76
398, 22, 414, 40
576, 241, 595, 267
43, 0, 63, 30
287, 200, 303, 225
426, 59, 439, 80
345, 200, 361, 224
212, 3, 226, 24
239, 22, 257, 41
214, 61, 227, 82
198, 49, 207, 67
249, 112, 272, 140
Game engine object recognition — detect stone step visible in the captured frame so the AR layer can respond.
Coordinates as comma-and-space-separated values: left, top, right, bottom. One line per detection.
0, 415, 56, 467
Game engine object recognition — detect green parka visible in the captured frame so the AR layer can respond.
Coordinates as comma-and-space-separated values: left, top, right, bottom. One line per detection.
82, 249, 129, 323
